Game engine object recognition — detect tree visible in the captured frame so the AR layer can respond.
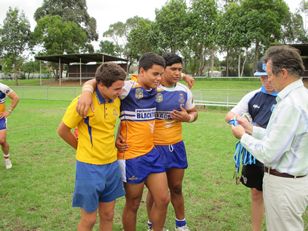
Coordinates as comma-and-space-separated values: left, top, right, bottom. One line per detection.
126, 19, 160, 66
187, 0, 218, 75
34, 0, 98, 52
99, 40, 121, 56
155, 0, 189, 53
21, 60, 41, 79
241, 0, 289, 65
282, 11, 308, 43
0, 7, 31, 85
32, 15, 88, 55
217, 2, 250, 76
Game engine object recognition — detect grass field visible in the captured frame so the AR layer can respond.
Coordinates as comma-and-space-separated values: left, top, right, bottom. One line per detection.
0, 80, 307, 230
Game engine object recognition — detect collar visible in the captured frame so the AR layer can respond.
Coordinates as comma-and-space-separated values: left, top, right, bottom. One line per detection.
261, 86, 278, 96
276, 79, 303, 103
95, 88, 113, 104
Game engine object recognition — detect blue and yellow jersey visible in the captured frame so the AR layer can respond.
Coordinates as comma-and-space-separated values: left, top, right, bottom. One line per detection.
62, 88, 120, 165
118, 80, 157, 160
154, 82, 195, 145
0, 83, 13, 112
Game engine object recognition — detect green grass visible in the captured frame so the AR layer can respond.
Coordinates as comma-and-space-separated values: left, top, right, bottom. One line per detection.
0, 83, 307, 230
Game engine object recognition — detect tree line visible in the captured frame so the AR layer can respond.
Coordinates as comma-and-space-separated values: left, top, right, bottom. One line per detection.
0, 0, 307, 82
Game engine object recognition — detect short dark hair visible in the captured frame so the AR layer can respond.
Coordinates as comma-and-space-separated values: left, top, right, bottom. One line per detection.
95, 62, 126, 87
264, 45, 304, 77
163, 53, 183, 67
138, 52, 165, 72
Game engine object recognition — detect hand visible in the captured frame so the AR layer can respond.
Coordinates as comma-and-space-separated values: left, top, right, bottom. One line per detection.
170, 105, 190, 122
183, 74, 195, 89
76, 92, 94, 118
231, 124, 246, 139
116, 134, 128, 152
237, 117, 253, 134
0, 111, 10, 119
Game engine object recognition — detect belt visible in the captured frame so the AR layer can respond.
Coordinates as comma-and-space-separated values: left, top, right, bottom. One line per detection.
264, 167, 306, 179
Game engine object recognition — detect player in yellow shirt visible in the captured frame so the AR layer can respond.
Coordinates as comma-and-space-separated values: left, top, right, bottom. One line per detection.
57, 63, 126, 231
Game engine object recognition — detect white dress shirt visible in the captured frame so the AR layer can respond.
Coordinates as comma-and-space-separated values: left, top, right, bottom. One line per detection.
240, 79, 308, 176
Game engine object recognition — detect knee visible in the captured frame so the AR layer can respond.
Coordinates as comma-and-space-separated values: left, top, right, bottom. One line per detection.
100, 210, 114, 223
170, 184, 183, 196
126, 197, 142, 213
80, 215, 97, 228
0, 138, 6, 145
155, 193, 170, 207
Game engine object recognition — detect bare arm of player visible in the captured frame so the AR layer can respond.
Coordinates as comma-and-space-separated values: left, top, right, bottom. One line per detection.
170, 106, 198, 123
57, 122, 78, 149
76, 79, 97, 118
182, 73, 195, 89
0, 91, 20, 119
115, 124, 128, 152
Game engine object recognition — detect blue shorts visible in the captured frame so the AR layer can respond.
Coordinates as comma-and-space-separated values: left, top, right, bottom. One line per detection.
118, 147, 165, 184
155, 141, 188, 170
73, 160, 125, 212
0, 118, 7, 130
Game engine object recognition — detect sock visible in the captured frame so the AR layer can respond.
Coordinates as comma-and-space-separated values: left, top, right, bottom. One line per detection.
3, 154, 10, 159
175, 218, 187, 228
147, 220, 152, 229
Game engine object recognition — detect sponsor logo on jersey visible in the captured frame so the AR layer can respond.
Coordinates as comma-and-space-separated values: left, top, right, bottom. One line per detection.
253, 104, 260, 109
136, 108, 156, 119
155, 111, 171, 119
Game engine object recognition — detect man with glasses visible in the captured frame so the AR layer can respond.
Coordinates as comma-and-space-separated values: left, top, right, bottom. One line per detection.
226, 59, 277, 231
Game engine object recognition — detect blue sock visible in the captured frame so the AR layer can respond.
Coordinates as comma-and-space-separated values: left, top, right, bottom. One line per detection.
175, 218, 187, 227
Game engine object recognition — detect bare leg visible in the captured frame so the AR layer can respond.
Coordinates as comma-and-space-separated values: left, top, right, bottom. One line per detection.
122, 182, 144, 231
78, 209, 97, 231
251, 188, 264, 231
146, 172, 170, 231
0, 130, 9, 156
167, 168, 185, 220
146, 190, 154, 226
98, 201, 115, 231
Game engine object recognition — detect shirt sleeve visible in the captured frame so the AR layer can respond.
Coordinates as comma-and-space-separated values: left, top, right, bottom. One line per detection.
120, 80, 134, 100
185, 88, 195, 110
240, 102, 300, 165
62, 97, 83, 128
0, 83, 13, 95
231, 89, 259, 115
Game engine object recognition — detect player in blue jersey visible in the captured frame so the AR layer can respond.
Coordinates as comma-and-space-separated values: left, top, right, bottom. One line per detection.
146, 53, 198, 231
225, 60, 277, 231
0, 83, 19, 169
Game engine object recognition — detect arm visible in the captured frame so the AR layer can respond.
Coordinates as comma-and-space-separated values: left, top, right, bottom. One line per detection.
170, 106, 198, 123
76, 79, 97, 118
240, 104, 299, 165
0, 91, 20, 119
181, 73, 194, 89
115, 123, 128, 152
57, 122, 78, 149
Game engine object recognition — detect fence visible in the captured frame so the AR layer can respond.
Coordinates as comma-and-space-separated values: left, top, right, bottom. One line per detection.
12, 86, 250, 108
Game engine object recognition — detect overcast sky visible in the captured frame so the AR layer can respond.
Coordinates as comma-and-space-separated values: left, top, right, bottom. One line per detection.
0, 0, 303, 48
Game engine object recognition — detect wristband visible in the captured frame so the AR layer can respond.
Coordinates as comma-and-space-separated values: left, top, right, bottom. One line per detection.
228, 118, 238, 126
82, 85, 94, 93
